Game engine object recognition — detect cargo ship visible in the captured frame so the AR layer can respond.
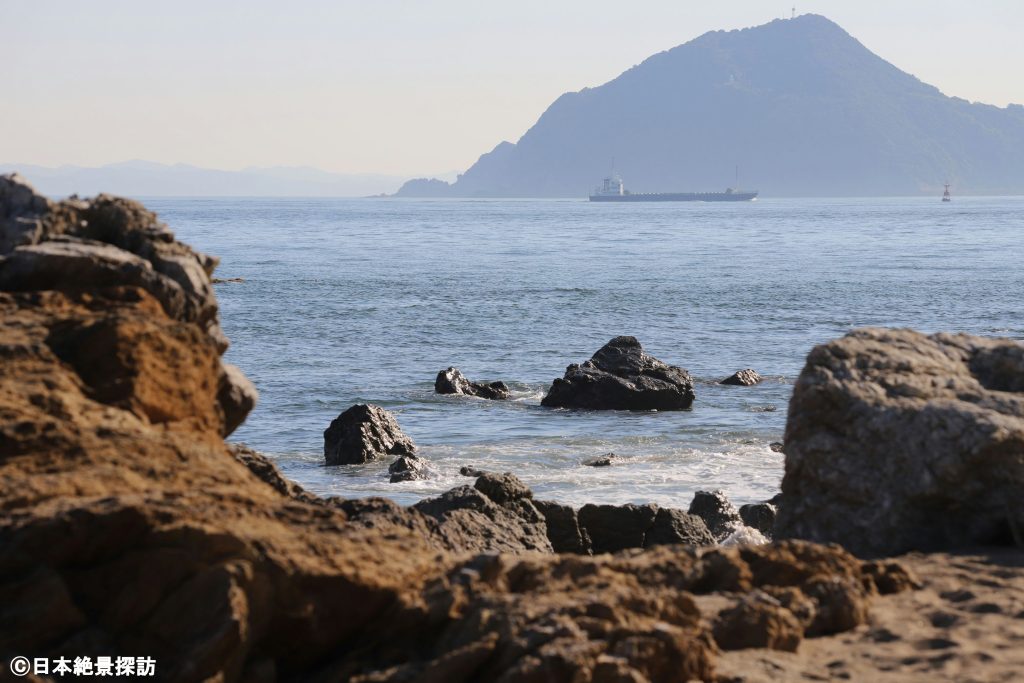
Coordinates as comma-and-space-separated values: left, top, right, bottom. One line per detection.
588, 175, 758, 202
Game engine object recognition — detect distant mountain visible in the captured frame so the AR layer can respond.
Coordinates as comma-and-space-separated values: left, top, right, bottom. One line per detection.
0, 161, 431, 198
397, 14, 1024, 197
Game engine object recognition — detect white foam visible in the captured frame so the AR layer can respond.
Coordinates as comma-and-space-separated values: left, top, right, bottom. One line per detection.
720, 526, 769, 547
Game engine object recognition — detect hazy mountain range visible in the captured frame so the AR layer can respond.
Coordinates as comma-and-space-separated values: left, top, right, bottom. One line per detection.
0, 161, 456, 198
398, 14, 1024, 198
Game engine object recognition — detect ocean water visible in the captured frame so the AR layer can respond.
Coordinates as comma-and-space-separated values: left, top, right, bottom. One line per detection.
151, 196, 1024, 508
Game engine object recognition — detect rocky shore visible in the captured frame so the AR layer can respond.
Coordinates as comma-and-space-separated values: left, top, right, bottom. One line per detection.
2, 174, 1022, 682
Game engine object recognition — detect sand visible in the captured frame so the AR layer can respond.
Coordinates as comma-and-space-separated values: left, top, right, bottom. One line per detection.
714, 548, 1024, 682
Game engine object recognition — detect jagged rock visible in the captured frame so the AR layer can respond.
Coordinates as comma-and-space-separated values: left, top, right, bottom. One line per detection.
0, 172, 51, 253
769, 441, 784, 453
583, 453, 619, 467
0, 176, 225, 350
218, 363, 258, 437
541, 336, 695, 410
323, 403, 416, 465
646, 508, 716, 547
414, 475, 553, 553
578, 503, 659, 554
721, 368, 763, 386
712, 591, 803, 652
643, 509, 716, 548
739, 502, 778, 538
229, 444, 320, 504
434, 367, 509, 400
473, 471, 532, 504
389, 454, 427, 483
459, 465, 488, 478
689, 490, 743, 542
535, 500, 591, 554
777, 328, 1024, 556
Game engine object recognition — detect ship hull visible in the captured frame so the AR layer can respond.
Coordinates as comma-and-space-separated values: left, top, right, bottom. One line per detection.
590, 191, 758, 202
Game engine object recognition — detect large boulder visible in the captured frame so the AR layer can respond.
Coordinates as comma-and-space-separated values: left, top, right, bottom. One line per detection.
323, 403, 416, 465
435, 366, 509, 400
541, 336, 695, 410
777, 328, 1024, 556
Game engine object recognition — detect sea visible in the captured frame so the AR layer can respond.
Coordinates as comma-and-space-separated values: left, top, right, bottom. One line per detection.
150, 196, 1024, 508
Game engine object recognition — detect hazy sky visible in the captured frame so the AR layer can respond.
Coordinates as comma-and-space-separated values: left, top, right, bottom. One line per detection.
3, 0, 1022, 176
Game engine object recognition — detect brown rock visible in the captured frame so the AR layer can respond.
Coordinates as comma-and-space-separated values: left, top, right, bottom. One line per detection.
777, 328, 1024, 556
713, 591, 803, 652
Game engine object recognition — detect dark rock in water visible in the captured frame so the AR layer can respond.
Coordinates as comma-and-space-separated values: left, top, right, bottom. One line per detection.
721, 369, 762, 386
435, 367, 510, 400
769, 441, 784, 453
389, 454, 426, 483
541, 336, 695, 410
689, 490, 743, 542
583, 453, 619, 467
323, 403, 416, 465
739, 503, 778, 539
777, 328, 1024, 556
414, 474, 553, 553
459, 465, 489, 478
578, 503, 659, 554
646, 508, 716, 547
535, 500, 592, 554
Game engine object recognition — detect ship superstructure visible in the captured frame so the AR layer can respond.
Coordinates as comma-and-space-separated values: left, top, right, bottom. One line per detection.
589, 176, 757, 202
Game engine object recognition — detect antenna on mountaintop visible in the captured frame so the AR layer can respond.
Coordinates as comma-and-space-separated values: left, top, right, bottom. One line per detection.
791, 6, 796, 19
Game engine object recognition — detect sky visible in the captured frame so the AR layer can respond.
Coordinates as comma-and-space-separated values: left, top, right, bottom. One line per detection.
2, 0, 1022, 177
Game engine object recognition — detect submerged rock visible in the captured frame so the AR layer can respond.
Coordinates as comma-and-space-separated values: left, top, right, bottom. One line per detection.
777, 328, 1024, 556
389, 454, 427, 483
541, 336, 695, 410
583, 453, 619, 467
689, 490, 744, 542
323, 403, 416, 465
721, 368, 763, 386
435, 366, 509, 399
458, 465, 489, 478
